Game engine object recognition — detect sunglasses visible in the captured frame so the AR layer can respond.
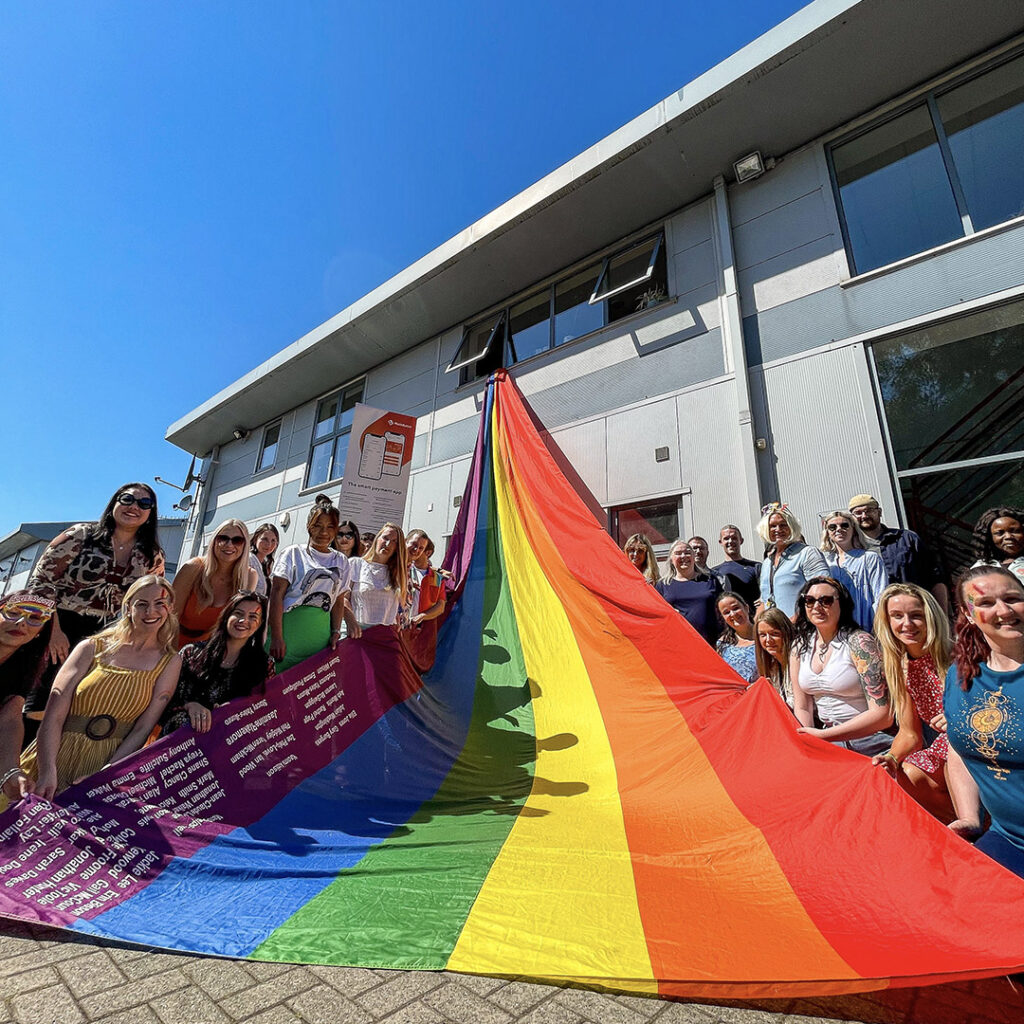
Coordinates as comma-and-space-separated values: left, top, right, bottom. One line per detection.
826, 522, 851, 532
215, 534, 245, 545
803, 594, 836, 608
1, 602, 53, 627
117, 493, 155, 510
337, 531, 356, 540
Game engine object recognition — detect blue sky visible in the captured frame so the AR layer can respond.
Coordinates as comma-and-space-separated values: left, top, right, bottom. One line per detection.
1, 0, 806, 535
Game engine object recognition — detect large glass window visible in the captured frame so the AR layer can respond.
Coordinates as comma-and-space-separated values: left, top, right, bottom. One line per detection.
305, 380, 365, 488
870, 299, 1024, 578
448, 231, 668, 382
829, 51, 1024, 275
255, 421, 281, 473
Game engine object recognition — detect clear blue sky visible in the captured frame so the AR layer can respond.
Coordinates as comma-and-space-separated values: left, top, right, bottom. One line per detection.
1, 0, 806, 533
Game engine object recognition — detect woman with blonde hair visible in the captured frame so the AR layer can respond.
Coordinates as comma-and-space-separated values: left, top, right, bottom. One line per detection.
623, 534, 659, 585
757, 502, 829, 618
17, 575, 181, 801
173, 519, 259, 647
348, 522, 410, 633
871, 582, 972, 823
269, 496, 355, 671
754, 607, 795, 706
819, 510, 888, 630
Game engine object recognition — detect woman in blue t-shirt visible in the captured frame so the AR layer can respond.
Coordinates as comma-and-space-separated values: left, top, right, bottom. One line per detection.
943, 564, 1024, 875
655, 539, 727, 645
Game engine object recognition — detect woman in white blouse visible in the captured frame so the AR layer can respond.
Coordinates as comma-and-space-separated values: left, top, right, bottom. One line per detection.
348, 523, 410, 633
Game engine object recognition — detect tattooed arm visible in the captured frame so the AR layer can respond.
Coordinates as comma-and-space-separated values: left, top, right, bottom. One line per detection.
797, 631, 894, 742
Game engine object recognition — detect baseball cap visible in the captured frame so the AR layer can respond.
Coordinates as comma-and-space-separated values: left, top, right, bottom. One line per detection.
848, 493, 880, 511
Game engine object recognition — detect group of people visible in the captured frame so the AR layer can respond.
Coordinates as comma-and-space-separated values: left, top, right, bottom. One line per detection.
0, 484, 450, 809
624, 496, 1024, 877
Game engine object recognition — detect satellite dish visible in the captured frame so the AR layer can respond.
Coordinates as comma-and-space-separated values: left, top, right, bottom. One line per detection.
174, 494, 194, 512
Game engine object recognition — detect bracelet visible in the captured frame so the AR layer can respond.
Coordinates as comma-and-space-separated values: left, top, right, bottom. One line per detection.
883, 751, 900, 768
0, 767, 27, 789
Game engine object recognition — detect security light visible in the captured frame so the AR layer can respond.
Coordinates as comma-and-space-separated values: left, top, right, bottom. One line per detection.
733, 151, 765, 183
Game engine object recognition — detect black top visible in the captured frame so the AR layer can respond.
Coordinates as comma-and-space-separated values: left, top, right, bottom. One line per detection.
655, 574, 728, 644
712, 558, 761, 608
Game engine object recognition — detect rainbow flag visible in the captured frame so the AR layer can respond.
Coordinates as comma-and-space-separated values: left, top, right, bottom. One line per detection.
2, 371, 1024, 998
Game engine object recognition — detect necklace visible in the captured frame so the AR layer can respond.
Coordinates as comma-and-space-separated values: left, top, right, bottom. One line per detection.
816, 637, 832, 660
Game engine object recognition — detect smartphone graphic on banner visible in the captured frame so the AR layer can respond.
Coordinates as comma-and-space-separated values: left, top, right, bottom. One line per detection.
358, 433, 386, 480
382, 431, 405, 476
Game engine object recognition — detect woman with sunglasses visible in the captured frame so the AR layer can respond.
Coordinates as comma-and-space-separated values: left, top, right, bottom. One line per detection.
173, 519, 259, 649
248, 523, 281, 598
790, 576, 893, 756
623, 534, 659, 585
754, 607, 795, 706
16, 575, 181, 802
25, 483, 165, 733
333, 519, 363, 559
756, 503, 829, 619
819, 510, 888, 631
162, 591, 274, 735
348, 522, 410, 634
269, 496, 357, 670
0, 592, 55, 802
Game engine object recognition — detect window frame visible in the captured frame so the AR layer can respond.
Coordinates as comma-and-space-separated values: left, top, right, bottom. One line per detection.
255, 420, 282, 475
446, 311, 507, 375
826, 47, 1024, 276
303, 377, 366, 490
589, 233, 664, 305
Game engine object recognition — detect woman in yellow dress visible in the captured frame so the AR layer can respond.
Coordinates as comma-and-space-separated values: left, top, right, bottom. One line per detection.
21, 574, 182, 800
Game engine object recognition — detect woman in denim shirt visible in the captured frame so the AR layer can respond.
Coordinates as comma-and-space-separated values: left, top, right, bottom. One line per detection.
758, 503, 829, 619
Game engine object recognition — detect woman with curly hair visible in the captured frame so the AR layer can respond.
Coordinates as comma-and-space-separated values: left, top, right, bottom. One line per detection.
163, 591, 274, 734
757, 502, 829, 619
790, 575, 892, 756
173, 519, 259, 648
17, 575, 181, 800
971, 507, 1024, 585
871, 583, 975, 825
623, 533, 659, 585
942, 565, 1024, 873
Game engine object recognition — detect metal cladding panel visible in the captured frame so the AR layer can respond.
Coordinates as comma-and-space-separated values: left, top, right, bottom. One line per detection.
675, 381, 757, 557
740, 234, 842, 314
758, 344, 896, 538
729, 147, 823, 227
364, 369, 438, 421
201, 486, 282, 533
671, 239, 716, 296
406, 464, 455, 542
446, 457, 472, 535
549, 418, 610, 506
606, 397, 682, 502
429, 416, 481, 465
745, 222, 1024, 365
733, 188, 834, 274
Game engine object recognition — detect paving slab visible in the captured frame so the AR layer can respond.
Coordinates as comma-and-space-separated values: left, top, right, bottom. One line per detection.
0, 919, 1019, 1024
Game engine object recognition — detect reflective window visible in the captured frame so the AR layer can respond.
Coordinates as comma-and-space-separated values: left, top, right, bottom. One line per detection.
832, 106, 962, 274
938, 55, 1024, 231
509, 292, 552, 362
611, 497, 682, 551
554, 265, 604, 347
305, 379, 365, 488
256, 421, 280, 473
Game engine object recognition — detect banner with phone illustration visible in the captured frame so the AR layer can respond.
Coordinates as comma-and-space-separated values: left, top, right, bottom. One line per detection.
337, 405, 417, 532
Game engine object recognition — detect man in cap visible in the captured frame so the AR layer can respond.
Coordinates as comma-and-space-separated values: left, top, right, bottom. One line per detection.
848, 494, 947, 611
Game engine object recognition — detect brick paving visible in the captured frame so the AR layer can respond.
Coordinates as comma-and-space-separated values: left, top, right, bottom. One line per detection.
0, 918, 1020, 1024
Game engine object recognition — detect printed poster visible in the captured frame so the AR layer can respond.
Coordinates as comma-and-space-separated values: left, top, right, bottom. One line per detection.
337, 404, 417, 531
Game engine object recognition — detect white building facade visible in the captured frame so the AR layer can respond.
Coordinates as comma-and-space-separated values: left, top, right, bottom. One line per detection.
167, 0, 1024, 578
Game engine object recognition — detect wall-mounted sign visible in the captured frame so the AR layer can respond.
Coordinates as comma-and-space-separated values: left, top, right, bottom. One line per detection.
337, 404, 417, 532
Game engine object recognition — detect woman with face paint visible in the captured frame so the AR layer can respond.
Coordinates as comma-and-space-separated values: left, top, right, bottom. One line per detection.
971, 507, 1024, 586
943, 565, 1024, 874
0, 592, 55, 802
162, 592, 274, 735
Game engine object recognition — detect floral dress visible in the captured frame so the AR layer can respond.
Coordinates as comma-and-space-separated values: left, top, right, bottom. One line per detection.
903, 653, 948, 776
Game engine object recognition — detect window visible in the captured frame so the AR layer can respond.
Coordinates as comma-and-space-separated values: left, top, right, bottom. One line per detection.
869, 298, 1024, 577
610, 496, 684, 562
449, 231, 668, 382
829, 52, 1024, 275
255, 421, 281, 473
305, 380, 365, 488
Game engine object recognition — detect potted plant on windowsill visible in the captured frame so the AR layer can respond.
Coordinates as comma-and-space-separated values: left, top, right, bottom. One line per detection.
635, 284, 667, 312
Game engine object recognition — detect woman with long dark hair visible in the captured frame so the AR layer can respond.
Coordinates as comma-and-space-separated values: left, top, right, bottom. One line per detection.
943, 565, 1024, 873
0, 592, 55, 801
790, 576, 892, 756
18, 575, 181, 801
25, 482, 165, 727
248, 523, 280, 598
162, 591, 274, 734
971, 507, 1024, 585
754, 607, 795, 706
269, 495, 356, 670
333, 519, 363, 559
715, 592, 758, 683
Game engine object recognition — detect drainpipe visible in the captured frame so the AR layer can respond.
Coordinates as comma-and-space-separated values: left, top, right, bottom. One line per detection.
712, 174, 762, 539
189, 445, 219, 559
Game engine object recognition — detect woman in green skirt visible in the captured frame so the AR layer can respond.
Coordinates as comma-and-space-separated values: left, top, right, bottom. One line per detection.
268, 495, 357, 672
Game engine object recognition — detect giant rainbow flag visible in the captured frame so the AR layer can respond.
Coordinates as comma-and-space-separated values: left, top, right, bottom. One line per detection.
2, 371, 1024, 998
